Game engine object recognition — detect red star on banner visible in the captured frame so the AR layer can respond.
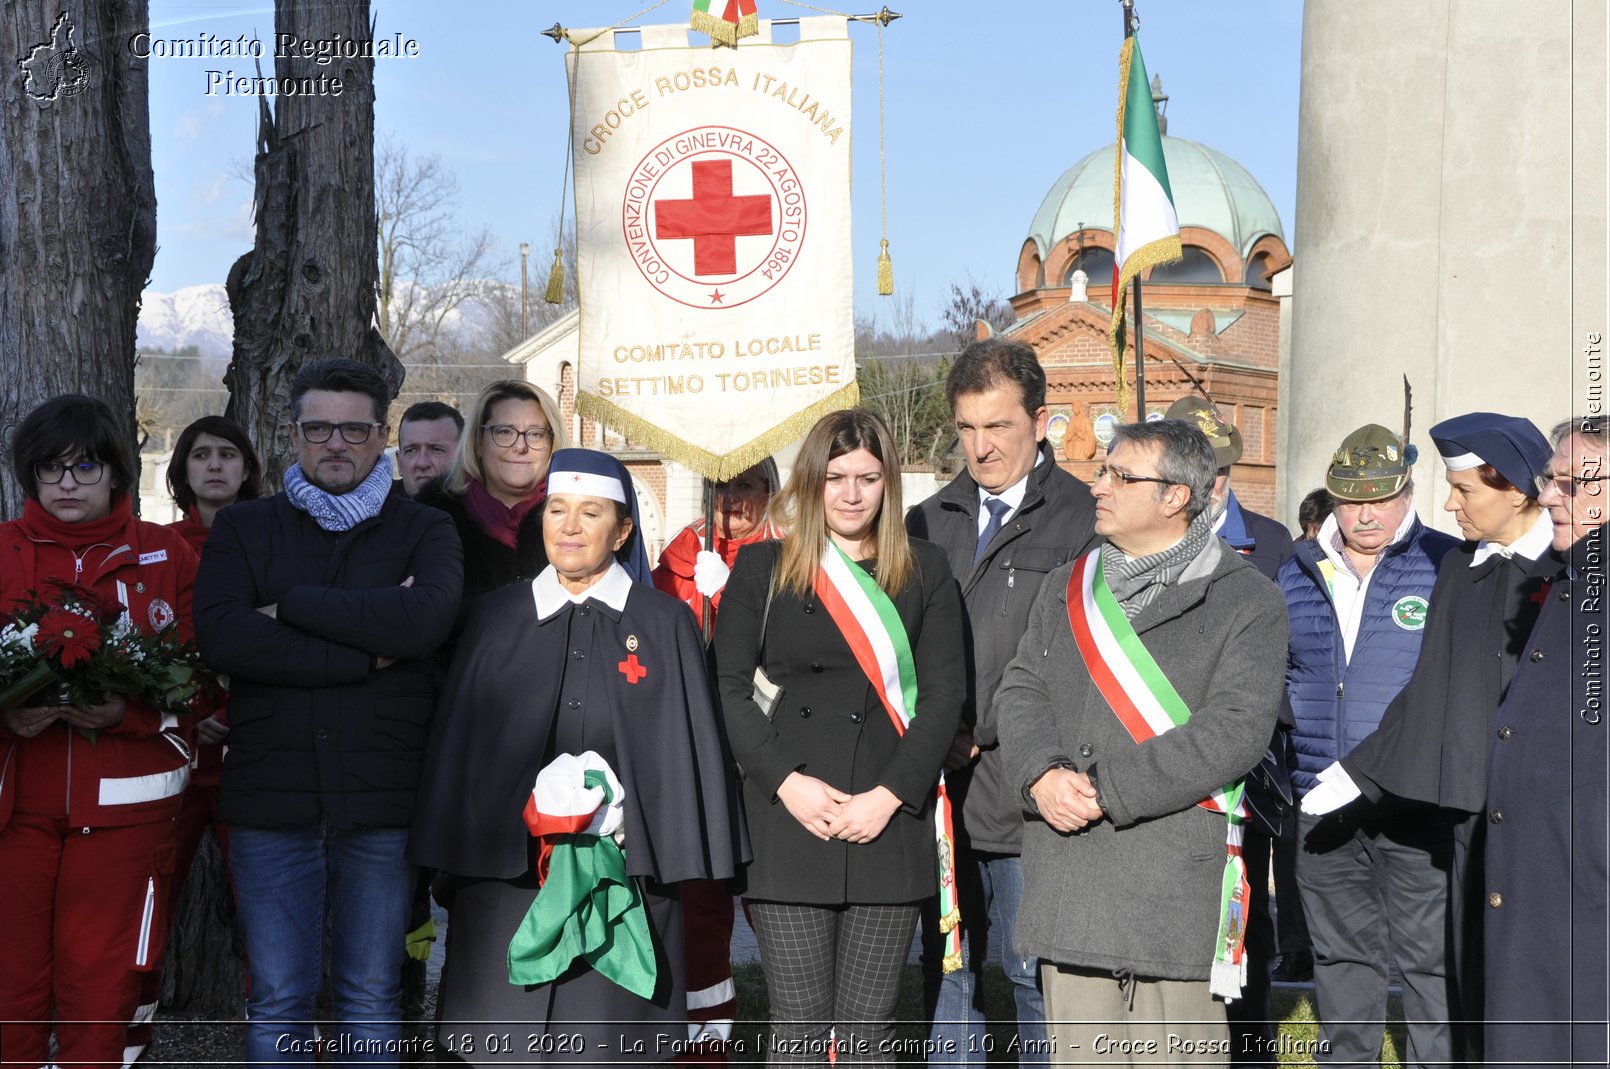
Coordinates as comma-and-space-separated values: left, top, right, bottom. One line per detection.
708, 289, 725, 304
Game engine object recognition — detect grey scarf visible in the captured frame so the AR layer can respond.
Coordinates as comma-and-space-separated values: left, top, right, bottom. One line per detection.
282, 460, 393, 532
1102, 510, 1214, 618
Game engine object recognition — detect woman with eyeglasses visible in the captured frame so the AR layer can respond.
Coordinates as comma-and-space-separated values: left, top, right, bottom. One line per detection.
0, 395, 201, 1069
713, 409, 965, 1066
416, 381, 569, 611
1302, 411, 1557, 1058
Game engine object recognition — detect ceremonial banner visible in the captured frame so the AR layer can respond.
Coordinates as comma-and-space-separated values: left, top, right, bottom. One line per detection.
570, 19, 856, 479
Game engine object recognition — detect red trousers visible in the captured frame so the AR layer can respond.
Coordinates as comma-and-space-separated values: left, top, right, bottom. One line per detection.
128, 783, 233, 1062
678, 879, 737, 1067
0, 814, 176, 1069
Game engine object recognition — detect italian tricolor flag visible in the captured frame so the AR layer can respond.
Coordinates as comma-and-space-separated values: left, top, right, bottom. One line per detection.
691, 0, 759, 47
1109, 34, 1182, 413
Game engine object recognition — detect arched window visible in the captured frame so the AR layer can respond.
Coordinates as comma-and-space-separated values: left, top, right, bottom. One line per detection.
1148, 246, 1224, 284
1064, 247, 1115, 286
1243, 252, 1273, 291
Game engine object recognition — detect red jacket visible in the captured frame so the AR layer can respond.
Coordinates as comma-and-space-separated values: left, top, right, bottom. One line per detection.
168, 512, 225, 786
0, 497, 200, 828
651, 520, 779, 631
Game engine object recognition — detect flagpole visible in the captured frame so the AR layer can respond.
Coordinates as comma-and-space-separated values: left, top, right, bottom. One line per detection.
701, 478, 716, 644
1121, 0, 1148, 422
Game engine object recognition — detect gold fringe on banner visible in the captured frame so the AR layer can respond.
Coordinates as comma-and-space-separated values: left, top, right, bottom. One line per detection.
690, 9, 759, 47
577, 381, 860, 481
876, 239, 893, 295
543, 247, 565, 305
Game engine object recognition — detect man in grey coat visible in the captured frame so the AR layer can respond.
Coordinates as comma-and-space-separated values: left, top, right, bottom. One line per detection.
997, 419, 1287, 1065
907, 338, 1098, 1064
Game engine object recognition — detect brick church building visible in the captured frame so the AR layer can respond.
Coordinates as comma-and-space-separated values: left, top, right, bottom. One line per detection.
1004, 88, 1292, 514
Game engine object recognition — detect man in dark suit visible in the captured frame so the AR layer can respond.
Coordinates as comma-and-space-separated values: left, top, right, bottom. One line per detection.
906, 338, 1098, 1065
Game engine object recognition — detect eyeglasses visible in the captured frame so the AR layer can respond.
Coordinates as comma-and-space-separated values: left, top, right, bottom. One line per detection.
297, 421, 382, 445
1535, 470, 1608, 497
35, 459, 105, 485
1093, 465, 1176, 488
483, 424, 553, 449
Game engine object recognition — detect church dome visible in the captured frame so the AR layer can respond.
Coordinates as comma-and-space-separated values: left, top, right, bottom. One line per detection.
1027, 136, 1284, 261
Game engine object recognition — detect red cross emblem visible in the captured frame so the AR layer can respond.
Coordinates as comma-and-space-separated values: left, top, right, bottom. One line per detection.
617, 653, 647, 685
1530, 581, 1553, 608
654, 159, 773, 276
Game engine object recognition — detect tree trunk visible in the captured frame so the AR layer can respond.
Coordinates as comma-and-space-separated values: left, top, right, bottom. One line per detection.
0, 0, 156, 516
224, 0, 400, 491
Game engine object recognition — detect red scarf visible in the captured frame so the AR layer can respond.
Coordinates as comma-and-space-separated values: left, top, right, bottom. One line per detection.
463, 478, 546, 550
17, 494, 135, 549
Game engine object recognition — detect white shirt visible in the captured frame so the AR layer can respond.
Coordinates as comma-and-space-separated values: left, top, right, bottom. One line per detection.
532, 560, 633, 620
976, 454, 1043, 536
1315, 506, 1421, 662
1470, 509, 1554, 567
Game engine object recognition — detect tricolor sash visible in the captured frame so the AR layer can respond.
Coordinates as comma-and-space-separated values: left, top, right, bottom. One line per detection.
1065, 547, 1250, 1000
816, 543, 962, 974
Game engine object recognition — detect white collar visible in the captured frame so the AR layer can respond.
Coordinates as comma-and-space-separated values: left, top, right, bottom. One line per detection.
1317, 504, 1418, 579
1471, 509, 1555, 567
531, 560, 633, 620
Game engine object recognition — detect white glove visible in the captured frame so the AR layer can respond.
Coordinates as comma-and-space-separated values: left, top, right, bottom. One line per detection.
693, 551, 731, 598
1300, 761, 1362, 815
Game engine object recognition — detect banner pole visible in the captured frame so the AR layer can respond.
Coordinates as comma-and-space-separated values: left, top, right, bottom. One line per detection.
1121, 0, 1146, 422
543, 9, 902, 43
701, 478, 716, 644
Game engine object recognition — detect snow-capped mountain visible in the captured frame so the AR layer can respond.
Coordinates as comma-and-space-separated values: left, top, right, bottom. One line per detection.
137, 280, 522, 359
138, 284, 233, 357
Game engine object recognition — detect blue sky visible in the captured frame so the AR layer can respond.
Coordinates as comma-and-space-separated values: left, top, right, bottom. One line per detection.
145, 0, 1302, 328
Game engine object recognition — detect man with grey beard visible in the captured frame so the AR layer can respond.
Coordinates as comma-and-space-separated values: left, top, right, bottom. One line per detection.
1277, 423, 1458, 1067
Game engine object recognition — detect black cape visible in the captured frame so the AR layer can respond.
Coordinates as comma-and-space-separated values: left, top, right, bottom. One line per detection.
1343, 538, 1559, 813
409, 578, 747, 884
408, 578, 748, 1065
1484, 527, 1608, 1068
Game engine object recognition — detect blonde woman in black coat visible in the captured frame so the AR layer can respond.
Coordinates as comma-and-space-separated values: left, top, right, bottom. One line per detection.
715, 409, 965, 1067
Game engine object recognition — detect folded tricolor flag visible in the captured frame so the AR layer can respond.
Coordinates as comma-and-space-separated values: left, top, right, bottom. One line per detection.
508, 751, 657, 998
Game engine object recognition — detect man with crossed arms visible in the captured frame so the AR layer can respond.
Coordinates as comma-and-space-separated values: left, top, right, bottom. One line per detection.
997, 419, 1286, 1064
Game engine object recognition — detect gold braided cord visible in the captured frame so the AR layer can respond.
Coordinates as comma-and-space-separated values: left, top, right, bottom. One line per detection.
1109, 36, 1134, 411
549, 50, 578, 306
874, 19, 892, 295
1108, 236, 1183, 414
576, 381, 861, 481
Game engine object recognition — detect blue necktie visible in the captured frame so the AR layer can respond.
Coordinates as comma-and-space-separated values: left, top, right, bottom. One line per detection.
975, 497, 1011, 564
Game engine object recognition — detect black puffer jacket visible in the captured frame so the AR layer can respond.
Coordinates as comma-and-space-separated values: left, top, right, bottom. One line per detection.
195, 492, 463, 829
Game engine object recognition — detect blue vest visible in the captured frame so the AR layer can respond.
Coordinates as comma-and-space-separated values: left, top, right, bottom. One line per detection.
1279, 518, 1457, 793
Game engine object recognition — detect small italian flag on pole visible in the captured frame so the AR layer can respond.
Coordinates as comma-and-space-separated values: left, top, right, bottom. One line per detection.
1109, 34, 1182, 413
691, 0, 759, 47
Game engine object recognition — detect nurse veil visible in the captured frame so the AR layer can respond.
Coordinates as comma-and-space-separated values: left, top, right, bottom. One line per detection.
410, 448, 747, 1065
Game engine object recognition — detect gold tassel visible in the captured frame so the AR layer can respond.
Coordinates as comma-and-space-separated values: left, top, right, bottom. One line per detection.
876, 238, 893, 296
543, 247, 564, 305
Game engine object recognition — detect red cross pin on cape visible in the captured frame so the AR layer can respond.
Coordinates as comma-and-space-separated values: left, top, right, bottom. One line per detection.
618, 653, 647, 685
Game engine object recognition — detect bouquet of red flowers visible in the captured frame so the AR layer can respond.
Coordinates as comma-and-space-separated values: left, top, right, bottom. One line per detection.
0, 578, 210, 721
